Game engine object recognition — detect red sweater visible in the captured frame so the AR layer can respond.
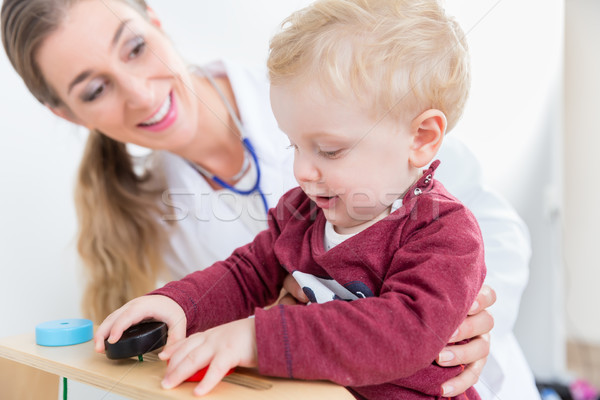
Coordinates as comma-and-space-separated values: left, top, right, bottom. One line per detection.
152, 161, 486, 399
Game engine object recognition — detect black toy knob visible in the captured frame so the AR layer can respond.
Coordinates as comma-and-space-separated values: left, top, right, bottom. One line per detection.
104, 321, 168, 360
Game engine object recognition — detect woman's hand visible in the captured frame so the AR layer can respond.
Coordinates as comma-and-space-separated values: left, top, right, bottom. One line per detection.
94, 295, 187, 353
438, 285, 496, 397
277, 274, 309, 305
158, 318, 257, 396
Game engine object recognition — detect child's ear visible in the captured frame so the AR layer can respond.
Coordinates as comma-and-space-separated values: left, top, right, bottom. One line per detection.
146, 7, 162, 29
408, 109, 447, 168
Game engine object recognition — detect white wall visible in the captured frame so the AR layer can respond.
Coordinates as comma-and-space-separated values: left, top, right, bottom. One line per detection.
0, 66, 86, 336
0, 0, 565, 397
564, 0, 600, 345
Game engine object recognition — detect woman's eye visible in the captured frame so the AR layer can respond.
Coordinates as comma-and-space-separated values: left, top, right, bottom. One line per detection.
83, 83, 105, 102
128, 37, 146, 59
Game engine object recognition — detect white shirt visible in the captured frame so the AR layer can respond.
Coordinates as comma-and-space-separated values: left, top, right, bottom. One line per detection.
150, 60, 540, 400
323, 198, 402, 251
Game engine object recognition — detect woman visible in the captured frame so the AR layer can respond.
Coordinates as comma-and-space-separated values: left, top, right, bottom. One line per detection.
1, 0, 539, 398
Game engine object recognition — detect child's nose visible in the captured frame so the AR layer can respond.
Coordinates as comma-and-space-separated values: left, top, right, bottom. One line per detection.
294, 153, 321, 183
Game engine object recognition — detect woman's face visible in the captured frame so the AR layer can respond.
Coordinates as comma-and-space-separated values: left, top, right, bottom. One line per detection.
36, 0, 200, 151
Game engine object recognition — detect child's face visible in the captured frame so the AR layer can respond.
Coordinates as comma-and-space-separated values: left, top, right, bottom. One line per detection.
271, 84, 420, 234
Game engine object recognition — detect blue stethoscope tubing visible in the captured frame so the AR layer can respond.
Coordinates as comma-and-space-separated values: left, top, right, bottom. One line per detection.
209, 137, 269, 216
194, 65, 270, 216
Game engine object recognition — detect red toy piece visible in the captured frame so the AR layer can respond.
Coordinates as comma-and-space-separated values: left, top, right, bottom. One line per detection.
167, 361, 234, 382
185, 366, 234, 382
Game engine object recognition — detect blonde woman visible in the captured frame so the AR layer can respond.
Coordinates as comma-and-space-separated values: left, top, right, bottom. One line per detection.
1, 0, 537, 397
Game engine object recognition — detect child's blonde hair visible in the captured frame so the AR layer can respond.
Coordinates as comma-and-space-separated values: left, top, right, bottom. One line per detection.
268, 0, 470, 131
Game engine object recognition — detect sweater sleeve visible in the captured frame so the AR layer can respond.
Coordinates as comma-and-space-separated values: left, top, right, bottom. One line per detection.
255, 194, 486, 387
149, 189, 305, 335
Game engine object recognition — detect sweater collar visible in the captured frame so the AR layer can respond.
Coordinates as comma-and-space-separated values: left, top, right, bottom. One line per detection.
401, 159, 441, 204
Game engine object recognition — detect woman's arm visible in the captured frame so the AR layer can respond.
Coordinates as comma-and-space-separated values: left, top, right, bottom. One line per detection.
438, 285, 495, 396
435, 136, 532, 397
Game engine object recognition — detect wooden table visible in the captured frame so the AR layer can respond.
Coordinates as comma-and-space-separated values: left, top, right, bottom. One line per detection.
0, 334, 353, 399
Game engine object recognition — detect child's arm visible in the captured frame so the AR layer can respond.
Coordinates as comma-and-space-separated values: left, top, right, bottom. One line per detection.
150, 222, 288, 336
149, 188, 306, 336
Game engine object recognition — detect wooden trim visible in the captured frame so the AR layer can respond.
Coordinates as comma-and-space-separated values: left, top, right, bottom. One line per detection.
0, 333, 352, 399
0, 358, 59, 400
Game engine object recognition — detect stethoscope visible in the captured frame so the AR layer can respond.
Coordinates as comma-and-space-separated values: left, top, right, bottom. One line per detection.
188, 66, 269, 216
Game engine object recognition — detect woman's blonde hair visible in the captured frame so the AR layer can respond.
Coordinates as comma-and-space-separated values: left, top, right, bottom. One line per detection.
268, 0, 471, 131
2, 0, 166, 323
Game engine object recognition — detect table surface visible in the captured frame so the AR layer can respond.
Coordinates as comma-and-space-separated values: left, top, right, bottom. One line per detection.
0, 333, 353, 400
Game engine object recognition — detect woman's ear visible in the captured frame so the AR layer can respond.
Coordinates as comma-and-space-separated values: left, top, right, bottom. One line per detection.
408, 109, 447, 168
46, 104, 85, 126
146, 7, 162, 29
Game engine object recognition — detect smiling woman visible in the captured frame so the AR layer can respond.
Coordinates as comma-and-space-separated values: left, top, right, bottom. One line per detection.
35, 1, 202, 151
2, 0, 259, 323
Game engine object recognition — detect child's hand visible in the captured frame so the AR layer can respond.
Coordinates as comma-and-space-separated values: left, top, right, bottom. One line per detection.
277, 274, 309, 305
158, 318, 257, 396
94, 295, 187, 353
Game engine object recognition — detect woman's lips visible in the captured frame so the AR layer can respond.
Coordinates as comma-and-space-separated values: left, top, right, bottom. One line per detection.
138, 91, 177, 132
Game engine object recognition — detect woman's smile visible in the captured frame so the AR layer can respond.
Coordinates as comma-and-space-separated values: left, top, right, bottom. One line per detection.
138, 91, 177, 132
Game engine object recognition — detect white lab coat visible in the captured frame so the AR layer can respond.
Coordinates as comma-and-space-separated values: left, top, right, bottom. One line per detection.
151, 60, 540, 400
436, 140, 541, 400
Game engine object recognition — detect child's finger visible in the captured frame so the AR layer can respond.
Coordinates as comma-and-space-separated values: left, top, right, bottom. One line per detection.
282, 274, 309, 303
163, 335, 207, 376
94, 329, 109, 353
193, 356, 234, 396
164, 317, 187, 348
94, 310, 123, 352
162, 347, 212, 390
106, 311, 145, 344
158, 339, 182, 361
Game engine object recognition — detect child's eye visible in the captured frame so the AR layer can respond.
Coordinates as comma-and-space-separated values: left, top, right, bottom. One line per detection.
286, 144, 298, 151
319, 149, 343, 159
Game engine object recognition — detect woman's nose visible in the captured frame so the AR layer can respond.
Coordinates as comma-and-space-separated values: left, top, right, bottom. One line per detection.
294, 153, 321, 183
121, 75, 154, 109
